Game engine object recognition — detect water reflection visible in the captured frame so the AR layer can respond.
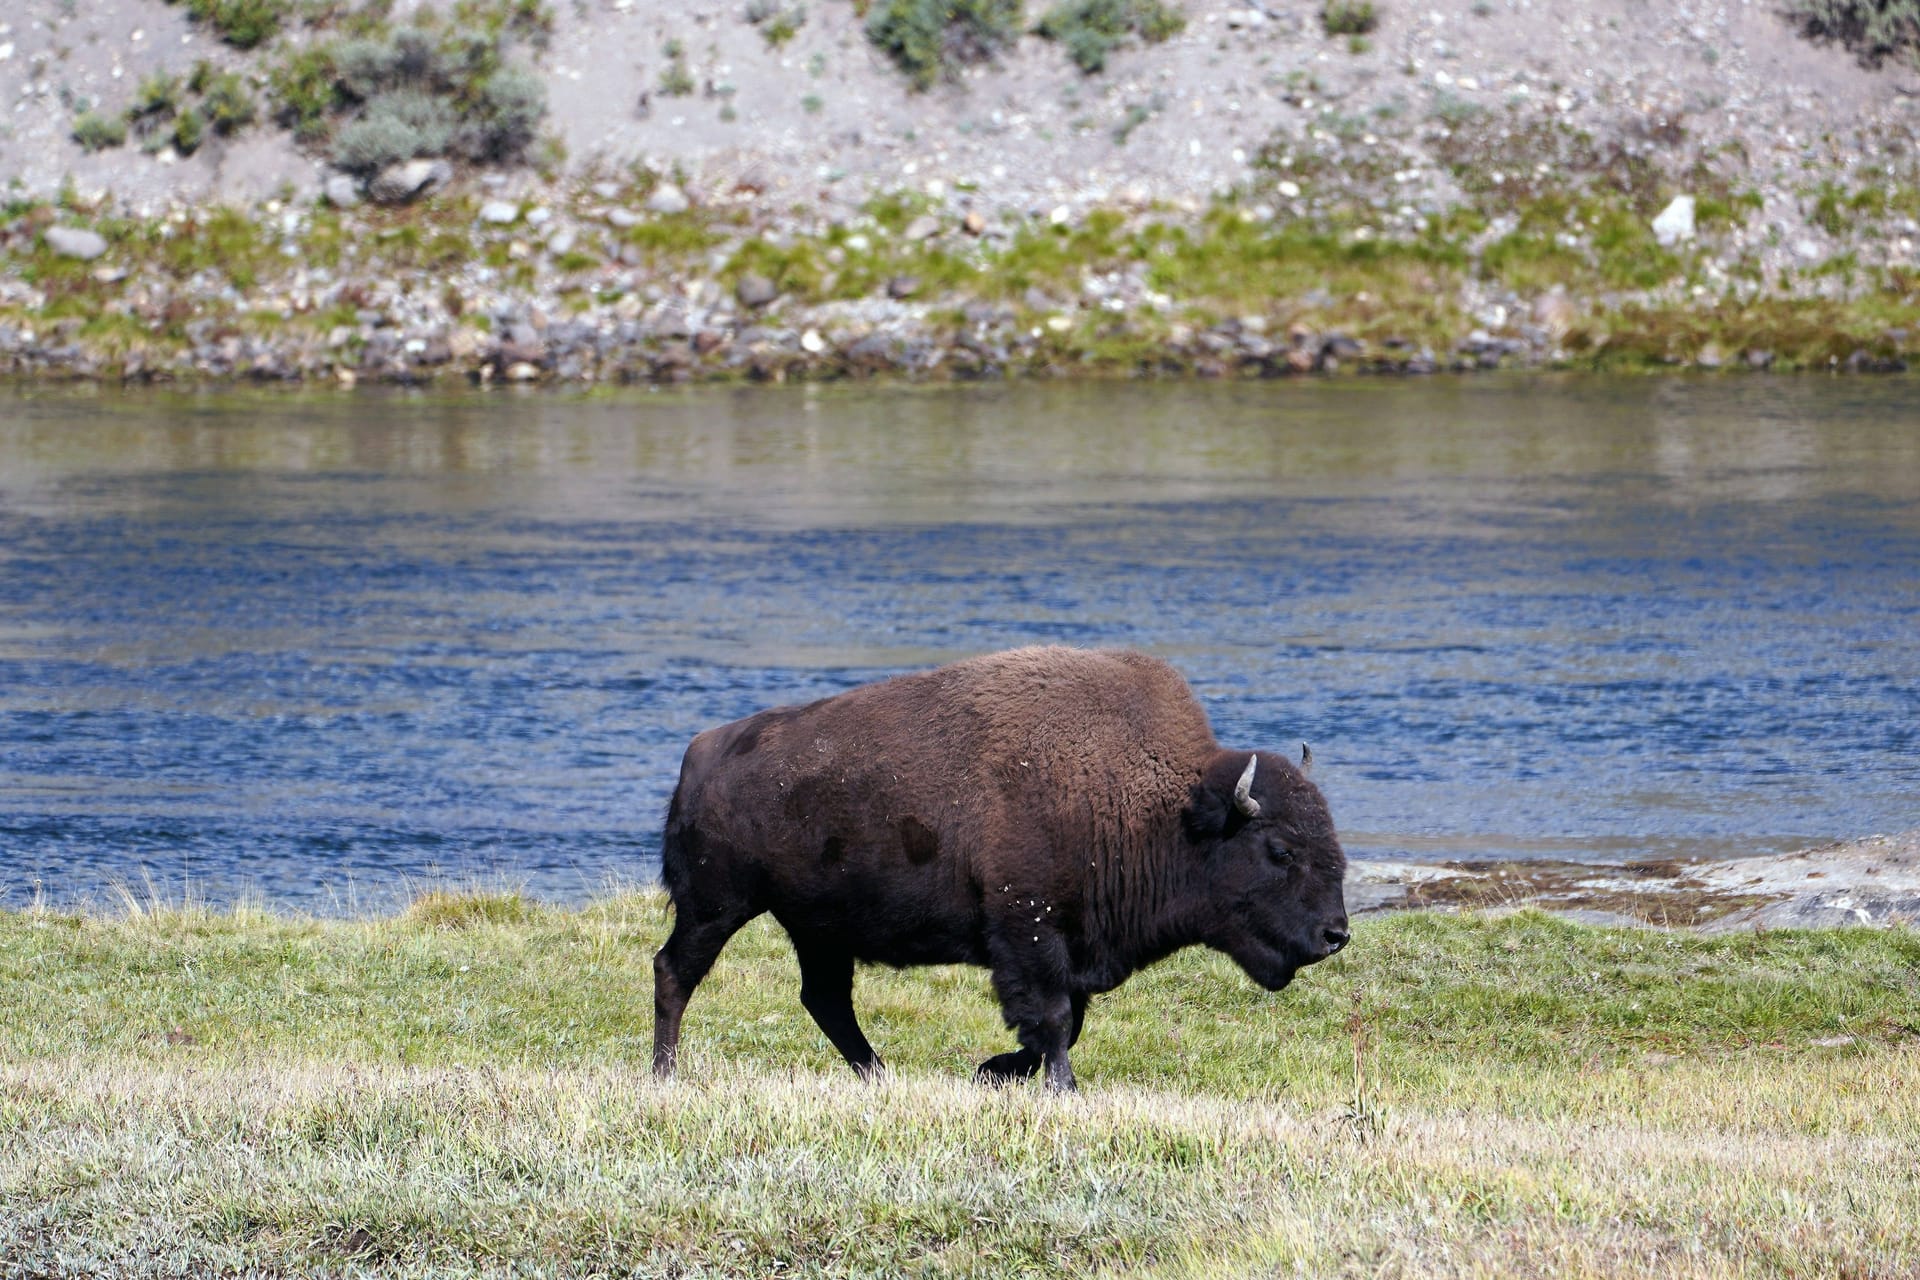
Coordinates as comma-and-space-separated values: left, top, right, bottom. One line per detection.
1, 378, 1916, 912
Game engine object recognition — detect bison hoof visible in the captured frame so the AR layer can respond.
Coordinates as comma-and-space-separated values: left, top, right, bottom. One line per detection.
975, 1050, 1041, 1085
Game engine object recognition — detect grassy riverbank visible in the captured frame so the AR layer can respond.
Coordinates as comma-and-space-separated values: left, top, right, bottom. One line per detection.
3, 893, 1917, 1276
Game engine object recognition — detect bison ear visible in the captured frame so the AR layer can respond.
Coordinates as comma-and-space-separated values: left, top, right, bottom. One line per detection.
1183, 750, 1259, 843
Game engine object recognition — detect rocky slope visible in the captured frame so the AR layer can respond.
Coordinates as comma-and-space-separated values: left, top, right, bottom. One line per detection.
3, 0, 1918, 383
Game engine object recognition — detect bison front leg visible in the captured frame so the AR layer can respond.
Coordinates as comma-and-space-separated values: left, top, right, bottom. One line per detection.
985, 931, 1080, 1092
976, 990, 1086, 1086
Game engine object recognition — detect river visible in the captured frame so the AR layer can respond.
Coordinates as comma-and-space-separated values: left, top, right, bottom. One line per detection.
1, 377, 1915, 911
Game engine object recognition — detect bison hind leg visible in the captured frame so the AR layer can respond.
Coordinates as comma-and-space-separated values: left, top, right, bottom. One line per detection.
788, 932, 885, 1081
652, 907, 756, 1078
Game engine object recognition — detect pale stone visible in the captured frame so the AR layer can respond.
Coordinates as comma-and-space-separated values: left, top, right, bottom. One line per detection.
1651, 195, 1695, 248
646, 182, 691, 214
322, 174, 361, 208
45, 226, 108, 259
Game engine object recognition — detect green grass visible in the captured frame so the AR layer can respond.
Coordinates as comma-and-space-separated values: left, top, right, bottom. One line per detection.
0, 895, 1916, 1276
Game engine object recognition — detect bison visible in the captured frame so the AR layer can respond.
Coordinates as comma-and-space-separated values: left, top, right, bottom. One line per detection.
651, 646, 1349, 1091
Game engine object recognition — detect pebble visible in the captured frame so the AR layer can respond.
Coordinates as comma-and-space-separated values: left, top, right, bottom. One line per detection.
480, 200, 520, 225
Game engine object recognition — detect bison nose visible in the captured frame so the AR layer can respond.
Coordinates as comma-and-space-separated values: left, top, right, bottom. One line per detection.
1322, 923, 1351, 956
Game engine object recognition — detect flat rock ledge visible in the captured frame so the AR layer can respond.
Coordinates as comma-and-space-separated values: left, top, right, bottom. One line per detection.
1350, 830, 1920, 931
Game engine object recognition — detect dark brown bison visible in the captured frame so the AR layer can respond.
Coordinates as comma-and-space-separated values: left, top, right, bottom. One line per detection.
652, 646, 1349, 1090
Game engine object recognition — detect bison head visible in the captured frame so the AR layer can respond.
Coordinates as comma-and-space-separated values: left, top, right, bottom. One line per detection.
1182, 748, 1349, 991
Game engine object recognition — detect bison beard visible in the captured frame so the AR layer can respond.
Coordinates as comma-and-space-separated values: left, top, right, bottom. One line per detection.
651, 646, 1350, 1091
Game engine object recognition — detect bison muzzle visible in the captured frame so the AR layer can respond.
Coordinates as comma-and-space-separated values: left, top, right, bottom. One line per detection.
651, 646, 1349, 1091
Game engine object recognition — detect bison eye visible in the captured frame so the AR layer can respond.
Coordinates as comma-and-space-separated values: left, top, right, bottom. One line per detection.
1266, 841, 1293, 866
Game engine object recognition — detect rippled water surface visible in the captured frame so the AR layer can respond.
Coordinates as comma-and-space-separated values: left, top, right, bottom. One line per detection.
2, 378, 1916, 911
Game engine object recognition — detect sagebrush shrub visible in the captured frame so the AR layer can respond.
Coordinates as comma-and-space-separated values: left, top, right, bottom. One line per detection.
865, 0, 1025, 89
1321, 0, 1377, 36
1036, 0, 1184, 73
284, 18, 547, 172
72, 109, 128, 151
330, 89, 458, 173
1788, 0, 1920, 64
178, 0, 289, 49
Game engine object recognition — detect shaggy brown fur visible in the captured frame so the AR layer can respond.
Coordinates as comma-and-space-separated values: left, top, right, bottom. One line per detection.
653, 646, 1349, 1091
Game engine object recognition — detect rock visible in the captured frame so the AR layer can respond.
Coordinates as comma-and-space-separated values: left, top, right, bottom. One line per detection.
45, 226, 107, 260
546, 228, 577, 256
962, 210, 987, 236
1651, 195, 1695, 248
322, 174, 362, 209
1745, 348, 1774, 370
647, 183, 691, 215
1696, 342, 1724, 369
591, 181, 622, 200
368, 159, 451, 205
904, 215, 939, 242
1531, 290, 1576, 338
800, 329, 826, 354
736, 273, 778, 308
607, 208, 640, 229
886, 275, 920, 299
1277, 180, 1301, 199
479, 200, 520, 224
505, 361, 540, 382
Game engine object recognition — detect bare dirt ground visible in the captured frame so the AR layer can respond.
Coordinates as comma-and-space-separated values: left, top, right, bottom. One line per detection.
1353, 829, 1920, 929
5, 0, 1918, 236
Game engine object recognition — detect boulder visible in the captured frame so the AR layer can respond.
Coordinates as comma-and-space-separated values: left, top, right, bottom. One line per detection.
368, 159, 452, 205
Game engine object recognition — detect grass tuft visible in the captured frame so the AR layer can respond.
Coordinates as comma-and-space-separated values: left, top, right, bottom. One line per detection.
400, 888, 534, 929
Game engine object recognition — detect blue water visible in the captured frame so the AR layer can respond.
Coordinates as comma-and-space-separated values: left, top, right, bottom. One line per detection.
2, 378, 1916, 911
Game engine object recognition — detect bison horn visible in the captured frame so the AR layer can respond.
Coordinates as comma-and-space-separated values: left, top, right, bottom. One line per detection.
1301, 742, 1313, 771
1233, 756, 1261, 818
